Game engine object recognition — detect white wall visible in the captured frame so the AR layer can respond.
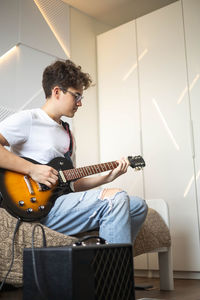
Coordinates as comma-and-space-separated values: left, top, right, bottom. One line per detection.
70, 7, 111, 167
0, 0, 70, 118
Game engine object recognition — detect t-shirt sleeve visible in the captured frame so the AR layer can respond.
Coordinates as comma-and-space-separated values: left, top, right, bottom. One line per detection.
0, 110, 32, 146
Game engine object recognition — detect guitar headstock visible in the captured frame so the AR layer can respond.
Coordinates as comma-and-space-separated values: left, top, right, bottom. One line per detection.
128, 155, 145, 171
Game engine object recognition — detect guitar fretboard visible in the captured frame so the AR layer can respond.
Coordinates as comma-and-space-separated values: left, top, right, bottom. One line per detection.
63, 161, 118, 181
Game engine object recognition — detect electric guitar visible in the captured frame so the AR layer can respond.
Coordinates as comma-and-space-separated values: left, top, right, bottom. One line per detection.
0, 155, 145, 221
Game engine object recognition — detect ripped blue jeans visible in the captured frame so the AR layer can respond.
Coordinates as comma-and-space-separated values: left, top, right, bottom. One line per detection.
41, 189, 148, 244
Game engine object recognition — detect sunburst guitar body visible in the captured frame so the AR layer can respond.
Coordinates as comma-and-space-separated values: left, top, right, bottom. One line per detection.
0, 155, 145, 221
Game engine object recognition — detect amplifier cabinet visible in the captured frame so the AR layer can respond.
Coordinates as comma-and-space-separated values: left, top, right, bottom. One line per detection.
23, 243, 135, 300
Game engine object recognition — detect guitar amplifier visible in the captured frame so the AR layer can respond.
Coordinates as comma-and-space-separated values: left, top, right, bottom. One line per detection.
23, 243, 135, 300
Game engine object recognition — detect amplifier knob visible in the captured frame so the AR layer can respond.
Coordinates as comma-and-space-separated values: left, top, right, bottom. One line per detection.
19, 201, 24, 206
26, 208, 33, 214
30, 197, 36, 203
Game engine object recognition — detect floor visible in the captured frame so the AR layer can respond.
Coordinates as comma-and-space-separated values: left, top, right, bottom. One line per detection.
135, 277, 200, 300
0, 277, 200, 299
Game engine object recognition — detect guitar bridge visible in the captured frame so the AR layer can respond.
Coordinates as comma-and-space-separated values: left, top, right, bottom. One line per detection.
24, 176, 34, 195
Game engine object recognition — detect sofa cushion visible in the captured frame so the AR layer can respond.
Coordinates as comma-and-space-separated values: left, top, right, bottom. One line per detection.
0, 208, 77, 287
133, 208, 171, 256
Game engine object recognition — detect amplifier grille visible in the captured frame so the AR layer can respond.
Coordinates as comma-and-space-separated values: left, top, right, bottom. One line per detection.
92, 247, 134, 300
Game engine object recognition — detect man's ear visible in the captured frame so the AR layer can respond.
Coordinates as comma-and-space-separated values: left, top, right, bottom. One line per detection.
52, 86, 60, 98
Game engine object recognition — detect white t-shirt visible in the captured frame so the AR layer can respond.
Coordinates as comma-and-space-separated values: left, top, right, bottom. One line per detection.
0, 108, 75, 165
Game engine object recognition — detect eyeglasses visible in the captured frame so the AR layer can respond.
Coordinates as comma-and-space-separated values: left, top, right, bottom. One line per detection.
63, 89, 84, 103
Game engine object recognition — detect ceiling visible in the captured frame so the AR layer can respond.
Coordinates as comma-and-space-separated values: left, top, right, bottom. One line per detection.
61, 0, 178, 27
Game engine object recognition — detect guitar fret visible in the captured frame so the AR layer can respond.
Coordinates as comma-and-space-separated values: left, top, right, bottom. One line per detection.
82, 168, 87, 176
86, 167, 91, 176
88, 167, 93, 175
99, 165, 103, 172
94, 165, 99, 173
82, 167, 87, 176
70, 169, 74, 180
79, 168, 84, 177
102, 163, 107, 171
87, 167, 93, 175
76, 169, 81, 178
91, 165, 96, 174
75, 169, 79, 177
103, 163, 108, 171
108, 162, 112, 169
111, 162, 115, 169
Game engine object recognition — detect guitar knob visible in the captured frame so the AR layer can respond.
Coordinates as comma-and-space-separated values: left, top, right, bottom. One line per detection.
30, 197, 36, 203
26, 208, 33, 214
39, 205, 45, 211
19, 201, 25, 207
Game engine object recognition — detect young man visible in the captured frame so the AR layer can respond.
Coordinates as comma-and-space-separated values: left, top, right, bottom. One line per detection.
0, 60, 147, 244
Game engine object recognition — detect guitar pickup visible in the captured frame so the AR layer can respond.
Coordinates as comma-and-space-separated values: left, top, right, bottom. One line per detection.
58, 170, 67, 184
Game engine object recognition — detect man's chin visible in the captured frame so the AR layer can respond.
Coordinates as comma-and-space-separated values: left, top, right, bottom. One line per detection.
63, 112, 75, 118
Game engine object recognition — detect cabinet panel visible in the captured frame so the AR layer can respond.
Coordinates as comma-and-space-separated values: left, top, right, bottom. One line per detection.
97, 21, 146, 269
97, 21, 144, 198
183, 0, 200, 235
137, 2, 200, 271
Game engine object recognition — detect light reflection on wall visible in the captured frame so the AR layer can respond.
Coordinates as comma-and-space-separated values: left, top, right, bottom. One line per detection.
152, 98, 180, 151
123, 48, 148, 81
184, 169, 200, 198
177, 74, 199, 104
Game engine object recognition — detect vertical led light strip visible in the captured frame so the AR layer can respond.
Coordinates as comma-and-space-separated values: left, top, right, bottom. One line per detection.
33, 0, 70, 58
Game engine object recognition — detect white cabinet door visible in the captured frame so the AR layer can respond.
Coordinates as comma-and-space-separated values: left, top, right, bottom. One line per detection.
137, 1, 200, 271
183, 0, 200, 236
97, 21, 144, 198
97, 21, 146, 269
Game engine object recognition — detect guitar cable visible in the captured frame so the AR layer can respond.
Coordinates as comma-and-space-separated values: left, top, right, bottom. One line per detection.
31, 224, 48, 300
0, 217, 22, 292
0, 220, 48, 299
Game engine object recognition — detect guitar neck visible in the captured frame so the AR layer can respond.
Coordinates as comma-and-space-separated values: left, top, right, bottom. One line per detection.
63, 161, 118, 181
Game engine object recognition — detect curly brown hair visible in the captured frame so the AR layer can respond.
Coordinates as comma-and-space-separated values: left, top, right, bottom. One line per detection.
42, 60, 92, 98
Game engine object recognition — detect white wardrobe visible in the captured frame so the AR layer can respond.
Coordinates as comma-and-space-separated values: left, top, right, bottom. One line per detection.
97, 0, 200, 277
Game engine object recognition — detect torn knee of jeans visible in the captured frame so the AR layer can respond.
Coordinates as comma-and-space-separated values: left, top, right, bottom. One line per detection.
99, 188, 124, 213
99, 188, 122, 200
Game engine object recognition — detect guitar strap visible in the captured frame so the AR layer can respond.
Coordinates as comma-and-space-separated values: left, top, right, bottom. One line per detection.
61, 121, 76, 192
61, 121, 73, 159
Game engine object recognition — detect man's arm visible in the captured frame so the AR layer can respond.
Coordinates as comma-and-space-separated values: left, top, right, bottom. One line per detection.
74, 158, 129, 192
0, 134, 58, 187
